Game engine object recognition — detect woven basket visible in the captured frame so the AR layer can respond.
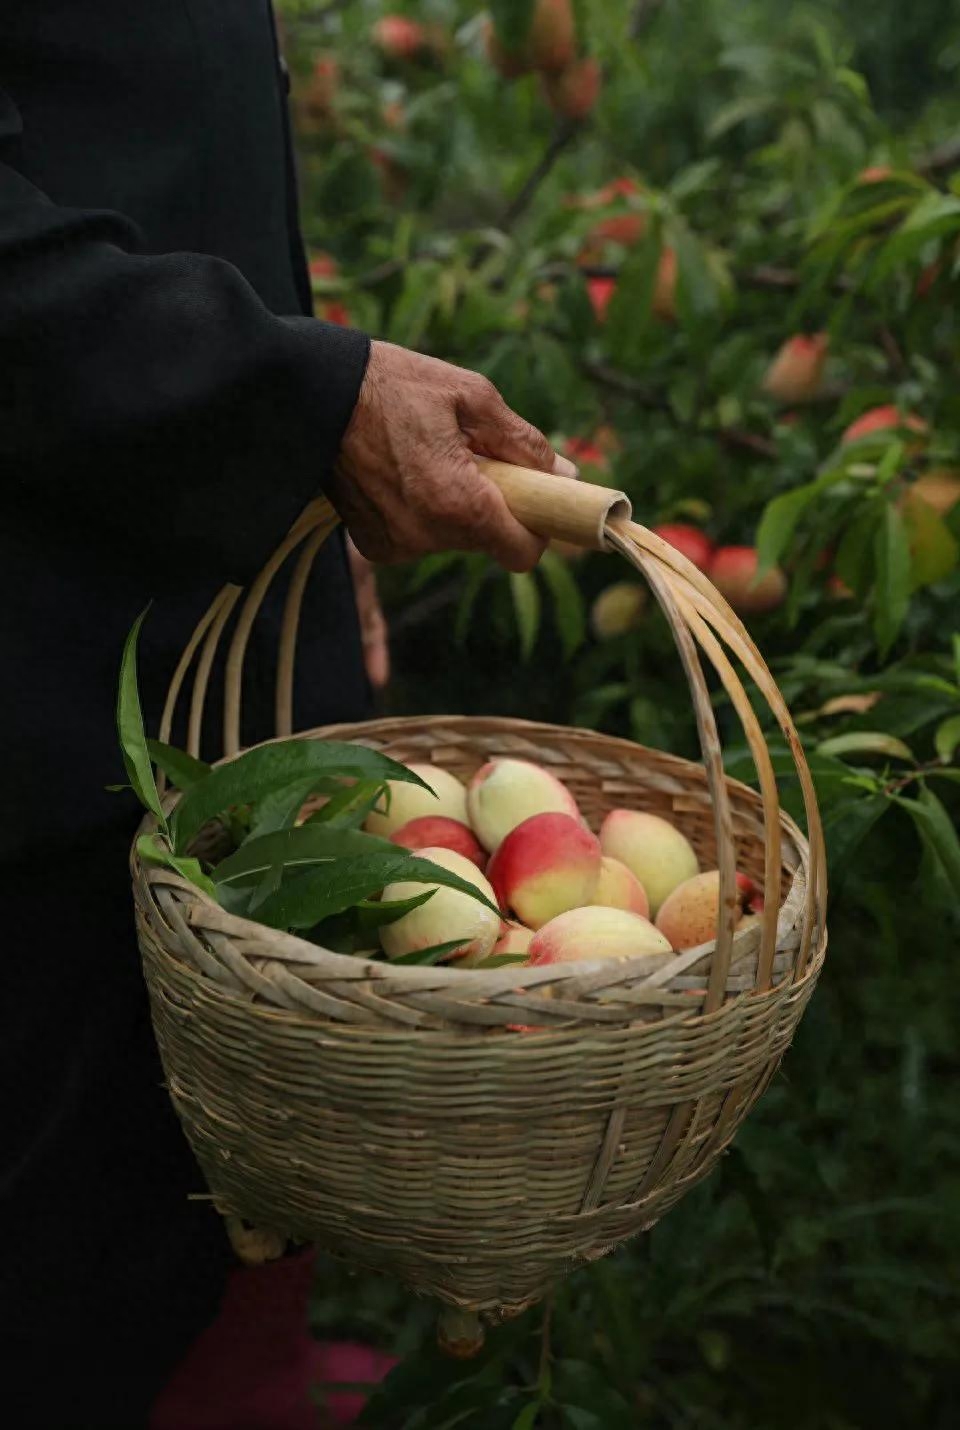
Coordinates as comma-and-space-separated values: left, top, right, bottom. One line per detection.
132, 462, 826, 1348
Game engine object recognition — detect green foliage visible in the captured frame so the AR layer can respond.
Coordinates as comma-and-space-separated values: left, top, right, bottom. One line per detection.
289, 0, 960, 1422
116, 615, 494, 942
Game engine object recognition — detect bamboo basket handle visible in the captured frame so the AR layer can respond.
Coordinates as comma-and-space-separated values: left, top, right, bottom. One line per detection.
476, 458, 632, 550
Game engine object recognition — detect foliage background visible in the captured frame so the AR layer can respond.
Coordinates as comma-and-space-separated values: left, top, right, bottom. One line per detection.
278, 2, 960, 1424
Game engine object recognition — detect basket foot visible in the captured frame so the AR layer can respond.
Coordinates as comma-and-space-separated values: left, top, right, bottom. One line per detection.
437, 1307, 485, 1359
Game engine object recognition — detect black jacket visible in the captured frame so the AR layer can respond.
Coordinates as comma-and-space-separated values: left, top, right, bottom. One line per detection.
1, 4, 372, 1417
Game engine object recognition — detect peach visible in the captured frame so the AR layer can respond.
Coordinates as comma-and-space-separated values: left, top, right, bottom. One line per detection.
599, 810, 699, 917
592, 856, 649, 918
529, 0, 577, 73
656, 869, 754, 950
494, 922, 534, 957
652, 524, 714, 572
708, 547, 787, 615
529, 905, 672, 965
467, 758, 580, 852
372, 15, 426, 60
762, 334, 829, 404
857, 164, 894, 183
379, 848, 500, 965
365, 763, 467, 838
543, 56, 602, 121
587, 276, 617, 321
910, 469, 960, 517
488, 812, 601, 929
390, 816, 486, 870
652, 246, 678, 322
841, 405, 927, 446
591, 582, 646, 639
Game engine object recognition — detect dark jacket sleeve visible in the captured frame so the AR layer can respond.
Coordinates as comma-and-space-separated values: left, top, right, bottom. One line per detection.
0, 91, 369, 588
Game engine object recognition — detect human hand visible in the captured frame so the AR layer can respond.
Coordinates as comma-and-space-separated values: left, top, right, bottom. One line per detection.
331, 341, 577, 572
346, 535, 390, 691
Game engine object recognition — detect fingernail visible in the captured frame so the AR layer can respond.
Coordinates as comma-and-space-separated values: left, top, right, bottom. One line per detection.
553, 454, 579, 480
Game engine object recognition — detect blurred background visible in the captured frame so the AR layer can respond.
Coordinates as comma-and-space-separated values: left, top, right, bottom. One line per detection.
277, 3, 960, 1425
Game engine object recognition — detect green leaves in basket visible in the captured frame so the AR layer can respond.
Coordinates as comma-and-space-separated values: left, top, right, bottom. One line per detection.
146, 739, 211, 793
116, 609, 166, 828
169, 741, 429, 855
213, 824, 499, 932
308, 892, 436, 955
303, 778, 389, 831
136, 833, 216, 898
388, 940, 471, 965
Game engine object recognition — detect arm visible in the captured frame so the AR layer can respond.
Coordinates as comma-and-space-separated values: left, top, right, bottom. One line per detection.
0, 87, 369, 586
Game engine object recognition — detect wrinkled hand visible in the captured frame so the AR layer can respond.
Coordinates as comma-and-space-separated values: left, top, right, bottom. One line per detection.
346, 535, 390, 691
331, 341, 577, 572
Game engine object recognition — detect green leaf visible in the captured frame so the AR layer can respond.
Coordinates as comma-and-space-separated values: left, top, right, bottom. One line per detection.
146, 740, 211, 793
171, 741, 430, 855
510, 571, 542, 661
539, 550, 585, 658
817, 732, 914, 763
136, 833, 216, 898
248, 776, 327, 841
388, 939, 470, 966
214, 826, 499, 930
214, 823, 398, 888
306, 779, 388, 831
835, 506, 880, 598
605, 231, 662, 367
822, 796, 888, 882
893, 787, 960, 900
511, 1405, 542, 1430
455, 555, 489, 644
872, 504, 912, 656
355, 891, 435, 931
116, 610, 165, 825
707, 94, 776, 140
756, 483, 820, 574
934, 714, 960, 765
901, 494, 960, 590
488, 0, 536, 52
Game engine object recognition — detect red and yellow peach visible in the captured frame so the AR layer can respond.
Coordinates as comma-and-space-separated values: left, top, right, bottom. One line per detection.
529, 905, 672, 964
488, 811, 601, 929
390, 816, 486, 870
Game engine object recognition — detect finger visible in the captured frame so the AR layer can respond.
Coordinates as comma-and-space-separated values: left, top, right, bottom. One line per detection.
362, 607, 391, 690
347, 538, 392, 688
458, 376, 577, 478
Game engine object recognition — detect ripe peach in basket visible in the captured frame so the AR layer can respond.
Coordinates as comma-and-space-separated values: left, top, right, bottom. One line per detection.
378, 847, 499, 965
467, 757, 580, 852
528, 905, 672, 964
655, 870, 762, 951
365, 763, 468, 837
592, 856, 649, 917
390, 815, 486, 870
488, 812, 601, 929
599, 810, 699, 917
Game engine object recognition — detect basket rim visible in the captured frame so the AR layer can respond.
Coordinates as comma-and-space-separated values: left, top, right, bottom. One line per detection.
133, 715, 815, 997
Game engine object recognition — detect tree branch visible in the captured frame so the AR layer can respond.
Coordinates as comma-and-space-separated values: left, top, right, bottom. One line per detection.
503, 118, 582, 229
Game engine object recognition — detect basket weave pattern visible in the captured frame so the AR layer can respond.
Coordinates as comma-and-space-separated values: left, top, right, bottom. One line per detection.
136, 719, 822, 1312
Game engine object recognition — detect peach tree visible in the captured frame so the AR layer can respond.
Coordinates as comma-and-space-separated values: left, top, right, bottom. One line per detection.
279, 2, 960, 1425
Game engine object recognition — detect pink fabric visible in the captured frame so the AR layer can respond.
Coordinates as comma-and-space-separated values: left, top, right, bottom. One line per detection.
150, 1251, 397, 1429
